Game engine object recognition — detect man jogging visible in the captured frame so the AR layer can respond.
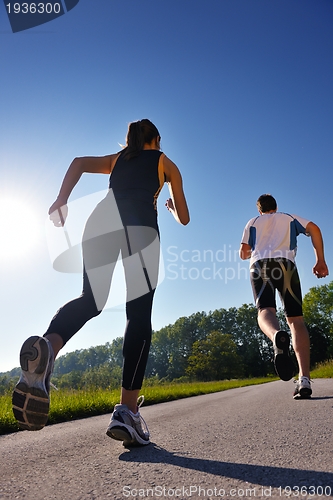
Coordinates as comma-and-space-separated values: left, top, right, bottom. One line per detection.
239, 194, 329, 399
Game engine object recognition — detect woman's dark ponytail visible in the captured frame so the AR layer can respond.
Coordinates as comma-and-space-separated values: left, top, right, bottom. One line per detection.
122, 119, 160, 160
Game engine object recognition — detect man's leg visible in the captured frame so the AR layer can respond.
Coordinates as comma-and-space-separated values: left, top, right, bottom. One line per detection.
251, 261, 281, 340
257, 307, 280, 341
257, 307, 294, 381
286, 316, 310, 378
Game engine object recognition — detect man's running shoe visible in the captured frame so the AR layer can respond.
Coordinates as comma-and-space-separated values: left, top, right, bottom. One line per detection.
293, 376, 312, 399
12, 336, 54, 431
273, 330, 295, 381
106, 396, 150, 447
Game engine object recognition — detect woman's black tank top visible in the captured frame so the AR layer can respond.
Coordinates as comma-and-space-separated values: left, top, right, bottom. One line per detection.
108, 149, 164, 228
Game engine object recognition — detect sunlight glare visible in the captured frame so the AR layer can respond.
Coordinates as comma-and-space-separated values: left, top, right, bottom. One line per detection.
0, 197, 40, 260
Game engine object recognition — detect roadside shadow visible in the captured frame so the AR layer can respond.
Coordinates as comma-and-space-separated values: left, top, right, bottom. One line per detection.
119, 444, 333, 488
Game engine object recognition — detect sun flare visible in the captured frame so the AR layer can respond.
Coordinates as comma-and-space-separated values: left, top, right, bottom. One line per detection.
0, 197, 40, 260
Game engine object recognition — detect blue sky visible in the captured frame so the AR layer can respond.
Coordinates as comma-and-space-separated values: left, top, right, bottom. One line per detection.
0, 0, 332, 372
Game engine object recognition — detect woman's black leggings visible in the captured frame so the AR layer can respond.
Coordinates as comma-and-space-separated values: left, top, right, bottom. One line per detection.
44, 193, 160, 390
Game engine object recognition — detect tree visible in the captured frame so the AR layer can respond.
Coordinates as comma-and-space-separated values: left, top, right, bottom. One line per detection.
82, 364, 122, 390
147, 312, 208, 380
233, 304, 272, 377
186, 331, 244, 381
306, 325, 330, 365
54, 340, 124, 376
201, 305, 274, 377
146, 326, 171, 379
302, 281, 333, 360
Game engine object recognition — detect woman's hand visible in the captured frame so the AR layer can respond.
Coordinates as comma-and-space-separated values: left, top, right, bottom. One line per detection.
165, 197, 175, 213
48, 198, 68, 227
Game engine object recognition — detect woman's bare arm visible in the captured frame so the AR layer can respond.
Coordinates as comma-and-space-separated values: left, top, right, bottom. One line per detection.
163, 155, 190, 225
48, 154, 118, 225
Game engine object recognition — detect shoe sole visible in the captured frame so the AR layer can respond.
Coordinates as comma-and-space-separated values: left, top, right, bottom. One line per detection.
106, 423, 150, 447
12, 336, 51, 431
293, 387, 312, 399
274, 331, 294, 381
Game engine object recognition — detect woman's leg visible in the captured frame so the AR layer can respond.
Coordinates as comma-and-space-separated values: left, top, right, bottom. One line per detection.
122, 291, 155, 392
119, 224, 160, 412
43, 266, 106, 352
44, 333, 63, 358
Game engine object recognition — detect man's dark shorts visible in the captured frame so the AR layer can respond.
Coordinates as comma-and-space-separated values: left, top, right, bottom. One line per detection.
250, 258, 303, 317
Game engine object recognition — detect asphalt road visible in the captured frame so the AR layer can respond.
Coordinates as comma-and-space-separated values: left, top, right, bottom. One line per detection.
0, 379, 332, 500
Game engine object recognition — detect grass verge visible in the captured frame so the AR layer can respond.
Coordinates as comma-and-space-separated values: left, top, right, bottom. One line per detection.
310, 359, 333, 379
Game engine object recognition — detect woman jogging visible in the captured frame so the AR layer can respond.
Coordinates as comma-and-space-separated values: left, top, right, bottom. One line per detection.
12, 119, 190, 446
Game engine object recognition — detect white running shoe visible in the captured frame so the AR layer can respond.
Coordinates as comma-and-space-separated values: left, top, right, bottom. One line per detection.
106, 396, 150, 447
12, 336, 54, 431
293, 376, 312, 399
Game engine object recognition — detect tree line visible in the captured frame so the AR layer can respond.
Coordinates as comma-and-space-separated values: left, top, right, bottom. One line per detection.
1, 281, 332, 394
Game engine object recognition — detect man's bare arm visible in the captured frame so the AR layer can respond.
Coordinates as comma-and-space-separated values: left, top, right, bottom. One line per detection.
239, 243, 251, 260
306, 222, 329, 278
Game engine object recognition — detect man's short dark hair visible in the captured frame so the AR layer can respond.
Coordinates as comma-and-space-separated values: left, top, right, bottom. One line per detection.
256, 194, 277, 213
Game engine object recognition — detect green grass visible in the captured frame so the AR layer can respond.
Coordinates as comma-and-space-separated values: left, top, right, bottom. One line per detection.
310, 359, 333, 378
1, 361, 331, 436
0, 396, 19, 434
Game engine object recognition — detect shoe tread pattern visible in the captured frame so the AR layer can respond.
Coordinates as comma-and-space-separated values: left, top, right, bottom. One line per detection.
12, 336, 51, 431
106, 425, 132, 442
12, 389, 49, 430
20, 336, 49, 374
